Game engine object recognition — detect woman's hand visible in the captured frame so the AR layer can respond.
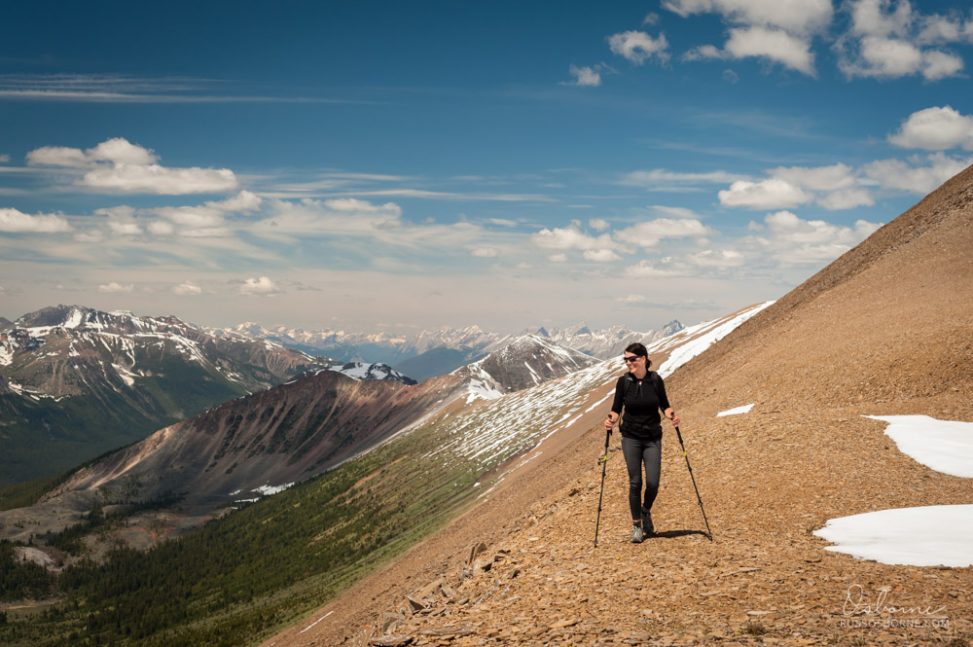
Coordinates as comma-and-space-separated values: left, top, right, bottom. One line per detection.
604, 413, 617, 431
665, 408, 680, 427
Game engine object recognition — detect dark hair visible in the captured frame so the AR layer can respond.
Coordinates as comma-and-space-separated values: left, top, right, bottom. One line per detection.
624, 342, 652, 367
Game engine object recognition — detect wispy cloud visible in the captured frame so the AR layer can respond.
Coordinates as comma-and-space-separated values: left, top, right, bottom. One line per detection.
0, 74, 371, 104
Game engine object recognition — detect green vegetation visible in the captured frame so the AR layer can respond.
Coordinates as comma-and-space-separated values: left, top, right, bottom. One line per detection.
0, 542, 56, 601
0, 472, 74, 512
0, 420, 486, 647
0, 357, 247, 485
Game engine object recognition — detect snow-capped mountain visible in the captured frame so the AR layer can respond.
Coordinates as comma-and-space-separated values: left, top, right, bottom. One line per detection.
455, 334, 600, 403
534, 320, 685, 358
322, 361, 416, 385
2, 305, 328, 396
0, 305, 336, 484
0, 334, 601, 544
228, 320, 685, 378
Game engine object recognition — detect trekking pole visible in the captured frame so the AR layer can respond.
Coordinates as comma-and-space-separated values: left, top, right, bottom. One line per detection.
674, 426, 713, 541
593, 426, 612, 547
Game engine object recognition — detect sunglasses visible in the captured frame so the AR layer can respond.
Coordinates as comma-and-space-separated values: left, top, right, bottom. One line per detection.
623, 355, 643, 363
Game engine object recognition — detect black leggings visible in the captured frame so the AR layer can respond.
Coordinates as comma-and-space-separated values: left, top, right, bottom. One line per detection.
621, 434, 661, 521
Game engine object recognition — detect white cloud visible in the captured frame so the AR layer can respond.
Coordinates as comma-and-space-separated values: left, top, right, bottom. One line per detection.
608, 31, 670, 65
567, 65, 602, 87
253, 198, 404, 241
532, 226, 613, 251
153, 206, 225, 229
214, 190, 262, 212
684, 44, 724, 61
769, 163, 857, 191
173, 281, 203, 296
663, 0, 833, 35
614, 218, 711, 248
718, 178, 812, 209
917, 13, 973, 45
94, 205, 144, 237
240, 276, 281, 296
888, 106, 973, 151
26, 137, 239, 195
724, 26, 816, 75
0, 154, 9, 163
624, 260, 675, 278
921, 49, 965, 80
862, 153, 970, 194
748, 210, 881, 264
689, 248, 745, 268
82, 164, 237, 194
142, 191, 264, 238
87, 138, 158, 165
97, 281, 134, 293
583, 249, 622, 262
838, 1, 966, 81
107, 221, 142, 236
589, 218, 610, 231
26, 146, 90, 167
147, 220, 175, 236
766, 163, 875, 210
471, 247, 499, 258
0, 208, 72, 233
325, 198, 402, 215
848, 0, 913, 37
664, 0, 829, 75
817, 188, 875, 210
548, 253, 568, 263
74, 230, 104, 243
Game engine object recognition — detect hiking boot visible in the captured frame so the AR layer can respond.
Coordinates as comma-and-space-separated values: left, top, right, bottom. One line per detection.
641, 509, 654, 537
631, 524, 645, 544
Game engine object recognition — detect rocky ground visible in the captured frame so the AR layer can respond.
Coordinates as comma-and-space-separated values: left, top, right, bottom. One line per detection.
261, 392, 973, 647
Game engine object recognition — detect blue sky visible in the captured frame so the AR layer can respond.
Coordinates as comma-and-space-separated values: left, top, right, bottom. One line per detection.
1, 0, 971, 333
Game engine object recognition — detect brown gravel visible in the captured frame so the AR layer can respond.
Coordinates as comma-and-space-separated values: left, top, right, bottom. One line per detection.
262, 167, 973, 646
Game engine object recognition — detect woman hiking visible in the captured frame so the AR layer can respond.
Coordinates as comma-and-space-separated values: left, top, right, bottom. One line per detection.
604, 342, 680, 543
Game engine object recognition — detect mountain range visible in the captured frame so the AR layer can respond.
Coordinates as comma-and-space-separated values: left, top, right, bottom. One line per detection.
0, 332, 603, 552
229, 320, 684, 379
0, 306, 409, 484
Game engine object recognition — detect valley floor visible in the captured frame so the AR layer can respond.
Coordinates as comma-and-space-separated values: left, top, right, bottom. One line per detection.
262, 395, 973, 647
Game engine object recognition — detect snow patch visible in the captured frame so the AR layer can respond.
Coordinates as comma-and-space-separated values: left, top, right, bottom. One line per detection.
717, 403, 755, 417
63, 307, 84, 329
814, 505, 973, 567
865, 415, 973, 478
112, 363, 138, 387
656, 301, 774, 378
252, 482, 294, 496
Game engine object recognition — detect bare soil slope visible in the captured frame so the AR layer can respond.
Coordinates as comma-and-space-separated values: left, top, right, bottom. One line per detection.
266, 167, 973, 646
